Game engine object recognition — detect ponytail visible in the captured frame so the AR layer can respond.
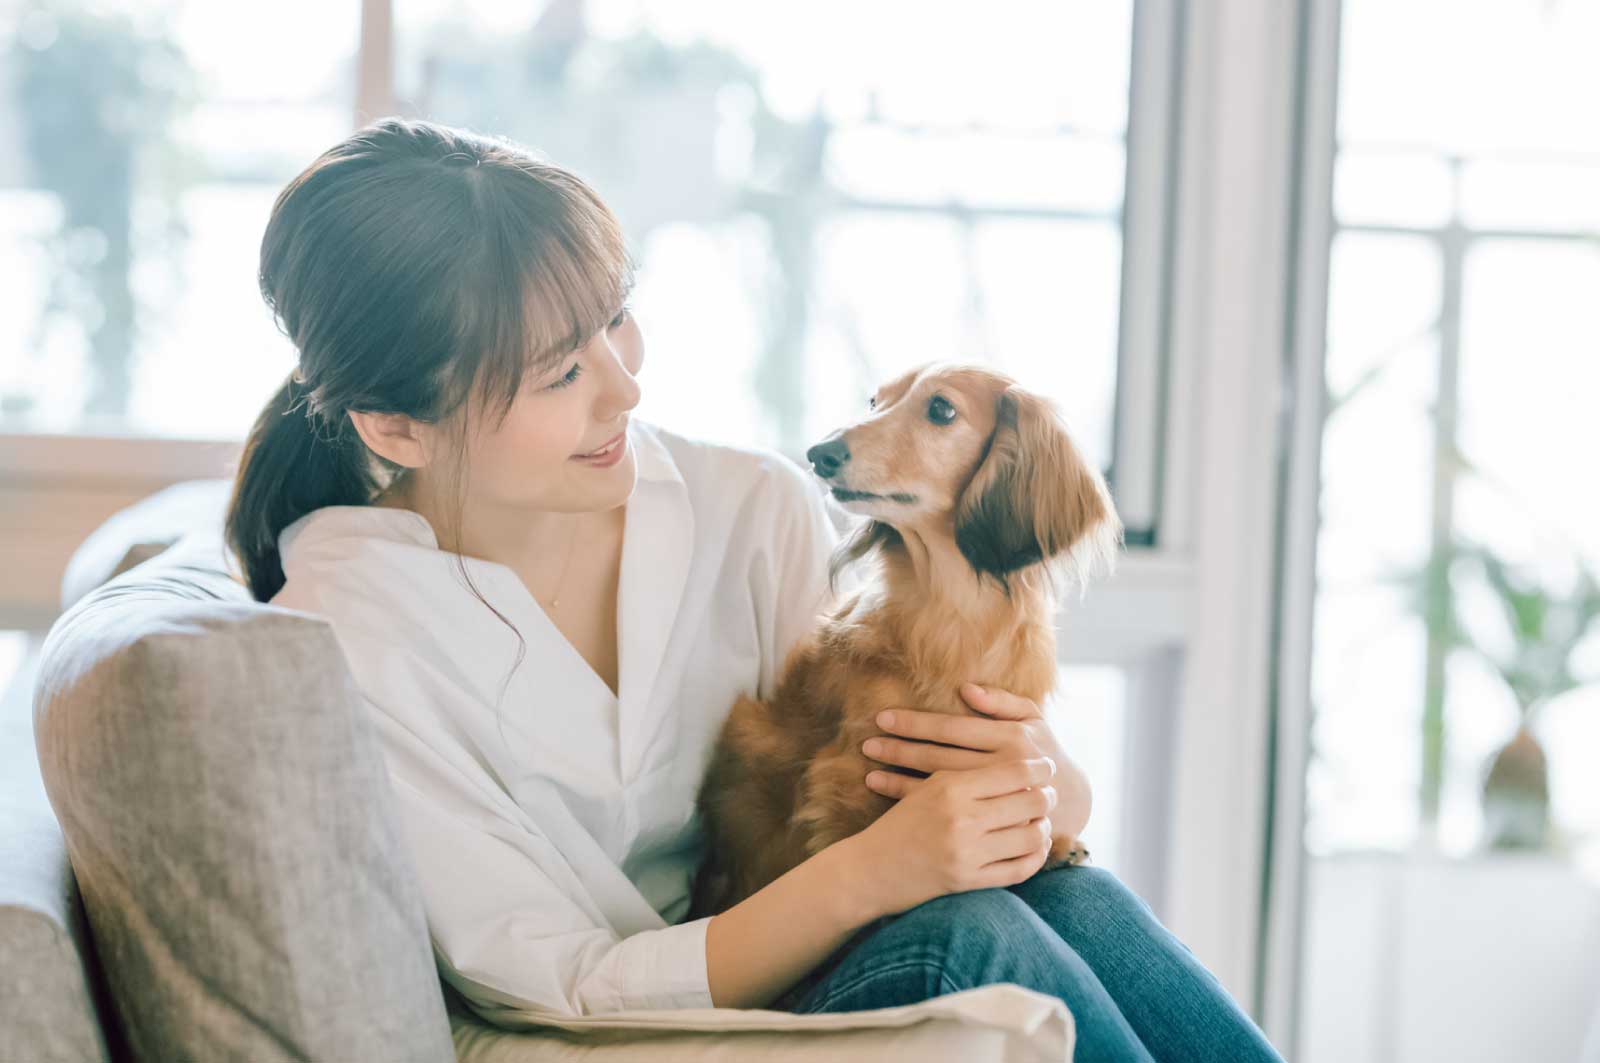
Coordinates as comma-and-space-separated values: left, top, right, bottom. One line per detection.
226, 371, 377, 602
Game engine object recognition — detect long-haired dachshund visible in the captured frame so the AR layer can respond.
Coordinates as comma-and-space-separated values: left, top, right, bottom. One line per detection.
687, 362, 1123, 919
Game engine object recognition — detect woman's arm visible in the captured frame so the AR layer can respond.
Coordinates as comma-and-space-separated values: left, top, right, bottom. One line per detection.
704, 457, 886, 1008
705, 832, 882, 1009
710, 752, 1062, 1011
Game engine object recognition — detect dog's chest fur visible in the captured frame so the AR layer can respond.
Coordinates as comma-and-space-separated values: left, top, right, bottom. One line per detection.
829, 569, 1060, 716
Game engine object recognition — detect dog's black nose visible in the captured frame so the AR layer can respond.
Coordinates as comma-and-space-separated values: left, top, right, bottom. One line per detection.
806, 438, 851, 479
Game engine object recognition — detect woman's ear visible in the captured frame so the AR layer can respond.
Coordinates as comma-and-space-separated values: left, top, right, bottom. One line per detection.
954, 386, 1121, 588
346, 409, 431, 469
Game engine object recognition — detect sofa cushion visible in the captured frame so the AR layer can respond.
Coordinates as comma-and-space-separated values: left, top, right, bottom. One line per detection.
445, 980, 1075, 1062
33, 543, 455, 1062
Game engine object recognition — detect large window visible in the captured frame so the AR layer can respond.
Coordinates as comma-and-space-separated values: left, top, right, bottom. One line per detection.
1297, 1, 1600, 1059
2, 0, 1135, 481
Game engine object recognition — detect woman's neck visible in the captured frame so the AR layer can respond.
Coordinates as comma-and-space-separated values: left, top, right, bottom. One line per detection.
373, 474, 606, 576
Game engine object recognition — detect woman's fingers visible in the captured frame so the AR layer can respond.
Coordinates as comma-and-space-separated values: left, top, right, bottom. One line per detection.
961, 755, 1056, 800
978, 814, 1053, 866
960, 683, 1045, 720
864, 768, 921, 798
865, 757, 1056, 807
972, 847, 1049, 888
863, 735, 987, 773
876, 708, 1010, 752
977, 784, 1057, 832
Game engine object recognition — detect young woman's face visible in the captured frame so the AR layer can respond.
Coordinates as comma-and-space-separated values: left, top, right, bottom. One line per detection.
455, 304, 644, 516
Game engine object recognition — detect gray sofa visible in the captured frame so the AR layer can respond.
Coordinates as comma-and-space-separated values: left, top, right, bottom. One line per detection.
4, 479, 1076, 1061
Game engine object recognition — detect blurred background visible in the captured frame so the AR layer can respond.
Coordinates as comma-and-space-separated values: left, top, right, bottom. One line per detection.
2, 0, 1597, 1059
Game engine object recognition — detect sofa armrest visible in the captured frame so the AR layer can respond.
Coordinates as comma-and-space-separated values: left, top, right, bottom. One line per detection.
33, 581, 455, 1062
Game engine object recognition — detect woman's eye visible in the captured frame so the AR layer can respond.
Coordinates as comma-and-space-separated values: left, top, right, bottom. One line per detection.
868, 396, 877, 410
608, 304, 631, 329
545, 362, 583, 391
927, 396, 956, 424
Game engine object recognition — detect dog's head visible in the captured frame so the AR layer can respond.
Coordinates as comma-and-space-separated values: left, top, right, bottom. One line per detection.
807, 362, 1122, 594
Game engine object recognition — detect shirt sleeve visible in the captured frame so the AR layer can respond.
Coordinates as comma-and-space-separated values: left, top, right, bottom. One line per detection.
750, 453, 851, 703
385, 762, 716, 1021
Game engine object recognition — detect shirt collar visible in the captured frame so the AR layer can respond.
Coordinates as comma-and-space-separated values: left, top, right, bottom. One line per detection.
627, 418, 683, 487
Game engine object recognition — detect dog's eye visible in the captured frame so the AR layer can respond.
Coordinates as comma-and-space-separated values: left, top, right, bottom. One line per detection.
927, 396, 957, 425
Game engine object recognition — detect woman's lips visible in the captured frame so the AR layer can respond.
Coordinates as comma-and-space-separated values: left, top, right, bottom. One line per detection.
573, 429, 625, 460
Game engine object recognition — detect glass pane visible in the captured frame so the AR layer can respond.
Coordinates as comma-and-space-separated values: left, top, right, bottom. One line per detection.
1333, 150, 1454, 229
0, 0, 358, 438
1460, 159, 1600, 233
1050, 665, 1127, 879
392, 0, 1134, 466
1339, 0, 1600, 154
827, 127, 1126, 214
1308, 232, 1440, 856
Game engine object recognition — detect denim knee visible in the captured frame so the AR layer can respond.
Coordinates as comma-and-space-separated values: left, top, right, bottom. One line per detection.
890, 887, 1059, 991
801, 888, 1045, 1012
1010, 864, 1192, 959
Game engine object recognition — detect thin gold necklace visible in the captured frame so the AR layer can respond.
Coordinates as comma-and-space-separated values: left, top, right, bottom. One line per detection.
546, 515, 582, 610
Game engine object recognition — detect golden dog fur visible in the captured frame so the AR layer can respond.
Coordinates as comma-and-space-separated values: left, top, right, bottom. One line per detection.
687, 362, 1123, 920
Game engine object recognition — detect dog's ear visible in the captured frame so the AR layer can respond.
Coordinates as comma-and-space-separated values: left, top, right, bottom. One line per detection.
954, 386, 1121, 590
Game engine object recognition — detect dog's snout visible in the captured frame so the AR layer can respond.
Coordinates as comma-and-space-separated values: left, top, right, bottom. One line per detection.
806, 438, 851, 479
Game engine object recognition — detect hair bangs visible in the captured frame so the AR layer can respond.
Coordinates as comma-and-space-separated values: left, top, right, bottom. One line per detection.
458, 166, 636, 429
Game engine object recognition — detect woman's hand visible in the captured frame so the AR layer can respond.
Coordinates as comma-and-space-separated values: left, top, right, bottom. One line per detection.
845, 755, 1060, 917
862, 682, 1093, 852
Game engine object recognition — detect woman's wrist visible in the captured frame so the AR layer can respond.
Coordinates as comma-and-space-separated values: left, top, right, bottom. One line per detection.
819, 832, 895, 926
704, 829, 891, 1008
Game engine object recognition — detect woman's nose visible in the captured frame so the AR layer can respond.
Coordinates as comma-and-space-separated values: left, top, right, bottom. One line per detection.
597, 347, 642, 417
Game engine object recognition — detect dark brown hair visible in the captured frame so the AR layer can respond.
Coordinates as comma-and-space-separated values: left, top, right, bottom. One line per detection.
226, 116, 635, 603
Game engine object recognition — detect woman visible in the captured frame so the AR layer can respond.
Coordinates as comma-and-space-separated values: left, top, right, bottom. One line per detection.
226, 117, 1284, 1062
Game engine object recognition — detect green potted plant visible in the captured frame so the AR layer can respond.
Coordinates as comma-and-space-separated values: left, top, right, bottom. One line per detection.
1455, 544, 1600, 851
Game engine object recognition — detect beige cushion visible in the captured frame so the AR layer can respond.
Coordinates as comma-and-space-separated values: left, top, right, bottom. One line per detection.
448, 982, 1074, 1062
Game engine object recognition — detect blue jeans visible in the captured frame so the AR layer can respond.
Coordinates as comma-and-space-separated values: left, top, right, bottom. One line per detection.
773, 865, 1286, 1063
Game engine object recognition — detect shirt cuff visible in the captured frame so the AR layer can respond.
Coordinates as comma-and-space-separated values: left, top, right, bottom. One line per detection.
618, 914, 715, 1011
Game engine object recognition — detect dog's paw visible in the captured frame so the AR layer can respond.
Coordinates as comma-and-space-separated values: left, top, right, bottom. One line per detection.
1043, 833, 1092, 871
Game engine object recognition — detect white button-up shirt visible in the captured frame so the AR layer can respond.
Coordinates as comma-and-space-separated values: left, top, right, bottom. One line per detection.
270, 419, 844, 1023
